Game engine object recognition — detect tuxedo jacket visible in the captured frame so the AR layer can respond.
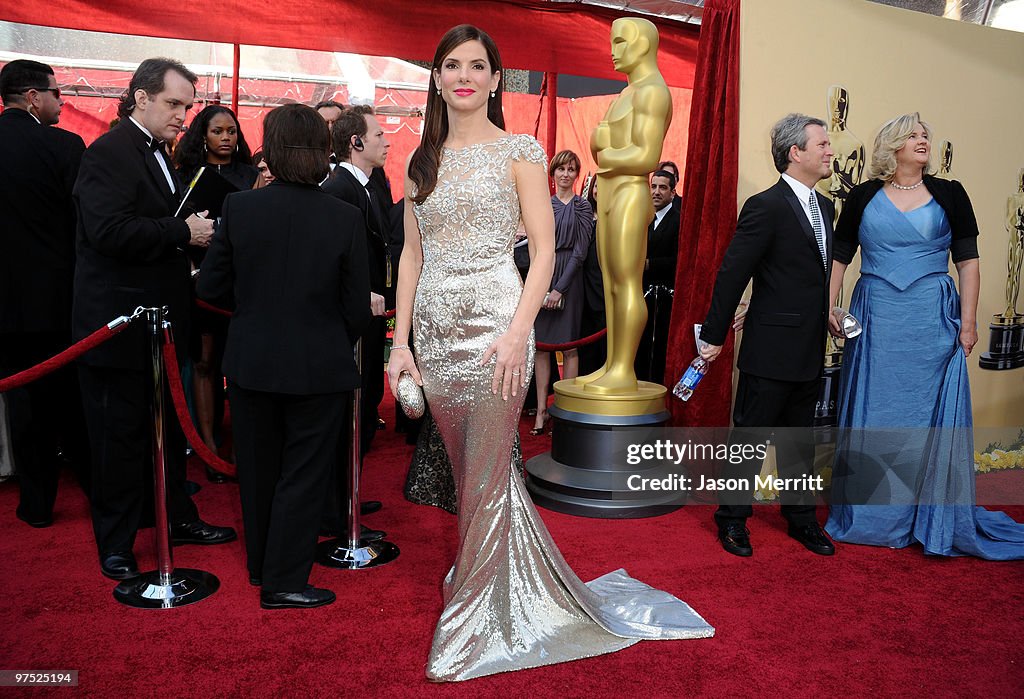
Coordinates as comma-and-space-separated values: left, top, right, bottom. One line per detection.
0, 109, 86, 335
197, 183, 371, 394
644, 203, 681, 289
322, 166, 388, 295
701, 177, 834, 383
72, 120, 192, 369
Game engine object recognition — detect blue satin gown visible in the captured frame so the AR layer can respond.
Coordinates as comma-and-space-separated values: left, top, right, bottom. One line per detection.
826, 193, 1024, 559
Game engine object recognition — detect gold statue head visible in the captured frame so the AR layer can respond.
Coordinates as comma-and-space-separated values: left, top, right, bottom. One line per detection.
827, 85, 849, 127
610, 17, 659, 74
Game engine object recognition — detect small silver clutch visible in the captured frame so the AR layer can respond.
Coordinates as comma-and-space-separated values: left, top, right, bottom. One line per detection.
396, 372, 425, 419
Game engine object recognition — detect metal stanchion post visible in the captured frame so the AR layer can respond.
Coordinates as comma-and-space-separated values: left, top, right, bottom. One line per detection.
316, 338, 399, 569
114, 307, 220, 608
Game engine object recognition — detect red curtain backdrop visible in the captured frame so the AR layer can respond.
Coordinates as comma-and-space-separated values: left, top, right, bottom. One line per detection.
666, 0, 740, 427
1, 1, 699, 88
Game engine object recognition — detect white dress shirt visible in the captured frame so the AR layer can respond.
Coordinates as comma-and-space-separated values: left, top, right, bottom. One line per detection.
780, 172, 817, 229
129, 116, 175, 194
652, 202, 672, 230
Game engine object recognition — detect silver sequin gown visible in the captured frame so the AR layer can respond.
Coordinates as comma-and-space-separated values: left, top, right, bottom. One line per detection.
413, 135, 714, 682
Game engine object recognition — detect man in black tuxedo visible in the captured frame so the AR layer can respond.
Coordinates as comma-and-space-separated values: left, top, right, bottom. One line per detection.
323, 107, 391, 454
320, 106, 391, 533
0, 59, 89, 527
637, 169, 681, 385
699, 113, 836, 558
72, 58, 236, 580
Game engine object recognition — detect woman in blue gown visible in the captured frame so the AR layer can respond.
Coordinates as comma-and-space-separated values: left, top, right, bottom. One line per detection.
826, 112, 1024, 560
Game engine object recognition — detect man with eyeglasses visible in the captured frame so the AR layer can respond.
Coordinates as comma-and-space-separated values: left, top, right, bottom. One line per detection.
0, 59, 90, 528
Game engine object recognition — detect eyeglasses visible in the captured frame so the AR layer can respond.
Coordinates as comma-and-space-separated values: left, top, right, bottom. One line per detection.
23, 86, 61, 98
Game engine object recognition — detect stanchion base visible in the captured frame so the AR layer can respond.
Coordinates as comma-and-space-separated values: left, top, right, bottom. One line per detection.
315, 538, 400, 569
113, 568, 219, 609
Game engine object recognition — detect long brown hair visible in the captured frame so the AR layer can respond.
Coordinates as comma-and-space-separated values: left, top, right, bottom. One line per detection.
409, 24, 505, 204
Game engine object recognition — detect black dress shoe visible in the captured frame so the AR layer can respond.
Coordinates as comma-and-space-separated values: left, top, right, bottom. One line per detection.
318, 523, 386, 541
360, 525, 386, 542
787, 522, 835, 556
171, 519, 238, 546
360, 500, 382, 515
16, 510, 53, 529
261, 586, 335, 609
376, 418, 386, 431
101, 551, 139, 580
717, 522, 753, 557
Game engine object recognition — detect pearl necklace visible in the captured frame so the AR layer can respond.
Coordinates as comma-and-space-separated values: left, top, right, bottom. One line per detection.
890, 179, 924, 191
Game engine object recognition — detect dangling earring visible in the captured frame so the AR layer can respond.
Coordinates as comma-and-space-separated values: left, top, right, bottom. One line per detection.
235, 144, 239, 153
436, 87, 441, 96
490, 91, 495, 99
202, 141, 207, 153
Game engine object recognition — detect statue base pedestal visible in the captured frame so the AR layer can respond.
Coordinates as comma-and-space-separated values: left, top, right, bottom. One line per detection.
525, 379, 684, 518
979, 315, 1024, 370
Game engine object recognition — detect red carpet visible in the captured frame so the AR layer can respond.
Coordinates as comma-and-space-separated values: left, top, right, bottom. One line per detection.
2, 392, 1023, 697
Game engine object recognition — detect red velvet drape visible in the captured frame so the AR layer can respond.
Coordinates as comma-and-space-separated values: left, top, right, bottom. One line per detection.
666, 0, 740, 427
1, 1, 699, 88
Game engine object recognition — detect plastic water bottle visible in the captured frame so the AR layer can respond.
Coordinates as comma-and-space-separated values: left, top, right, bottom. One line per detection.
672, 356, 709, 402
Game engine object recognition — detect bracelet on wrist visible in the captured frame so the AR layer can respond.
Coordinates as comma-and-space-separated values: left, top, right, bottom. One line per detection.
391, 345, 410, 352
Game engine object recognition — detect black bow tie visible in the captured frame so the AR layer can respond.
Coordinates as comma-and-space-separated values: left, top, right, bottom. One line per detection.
148, 138, 165, 153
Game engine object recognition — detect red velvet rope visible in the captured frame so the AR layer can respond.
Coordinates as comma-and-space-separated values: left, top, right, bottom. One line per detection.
194, 298, 233, 317
0, 324, 122, 393
536, 328, 607, 353
161, 337, 237, 478
195, 298, 396, 320
191, 298, 603, 355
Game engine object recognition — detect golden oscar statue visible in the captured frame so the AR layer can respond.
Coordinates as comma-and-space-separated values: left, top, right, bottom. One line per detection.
526, 17, 683, 518
565, 16, 672, 413
815, 85, 864, 224
816, 86, 863, 371
937, 140, 955, 180
1002, 168, 1024, 320
980, 167, 1024, 370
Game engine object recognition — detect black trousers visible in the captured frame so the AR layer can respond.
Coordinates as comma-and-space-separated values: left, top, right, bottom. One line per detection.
635, 287, 673, 385
228, 382, 347, 593
1, 332, 90, 522
715, 372, 819, 527
78, 363, 198, 555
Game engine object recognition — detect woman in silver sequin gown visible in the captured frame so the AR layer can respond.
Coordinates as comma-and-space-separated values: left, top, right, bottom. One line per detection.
386, 25, 713, 682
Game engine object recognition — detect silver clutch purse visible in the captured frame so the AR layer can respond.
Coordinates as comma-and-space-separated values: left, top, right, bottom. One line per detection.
396, 372, 425, 419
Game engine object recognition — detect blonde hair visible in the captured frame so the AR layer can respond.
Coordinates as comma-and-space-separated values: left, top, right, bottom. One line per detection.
867, 112, 933, 181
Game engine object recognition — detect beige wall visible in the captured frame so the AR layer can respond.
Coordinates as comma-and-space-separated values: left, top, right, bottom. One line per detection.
738, 0, 1024, 431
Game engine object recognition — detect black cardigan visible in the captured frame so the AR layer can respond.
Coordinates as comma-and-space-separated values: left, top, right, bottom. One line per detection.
832, 174, 980, 265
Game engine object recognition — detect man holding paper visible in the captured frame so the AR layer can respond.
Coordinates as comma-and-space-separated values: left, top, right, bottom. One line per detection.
72, 58, 236, 581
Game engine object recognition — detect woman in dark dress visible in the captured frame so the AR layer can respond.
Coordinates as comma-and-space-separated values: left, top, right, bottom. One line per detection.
531, 150, 593, 434
174, 106, 259, 475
